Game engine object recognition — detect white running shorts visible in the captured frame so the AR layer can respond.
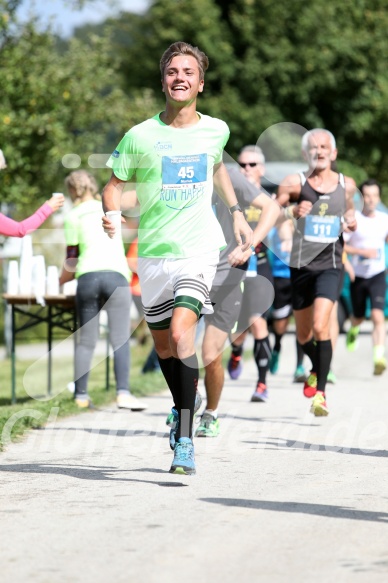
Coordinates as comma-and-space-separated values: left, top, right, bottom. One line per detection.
138, 251, 219, 329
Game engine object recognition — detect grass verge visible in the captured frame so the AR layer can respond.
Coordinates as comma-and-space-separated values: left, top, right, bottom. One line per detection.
0, 341, 167, 450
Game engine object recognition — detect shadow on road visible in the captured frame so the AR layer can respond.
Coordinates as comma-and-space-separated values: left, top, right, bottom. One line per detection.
35, 426, 168, 438
229, 415, 319, 427
243, 437, 388, 457
200, 498, 388, 522
0, 463, 188, 487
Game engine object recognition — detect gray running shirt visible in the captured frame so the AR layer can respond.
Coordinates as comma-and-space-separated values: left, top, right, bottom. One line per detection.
212, 165, 263, 286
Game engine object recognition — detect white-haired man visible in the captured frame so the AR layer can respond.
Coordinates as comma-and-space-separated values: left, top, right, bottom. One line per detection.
277, 128, 357, 416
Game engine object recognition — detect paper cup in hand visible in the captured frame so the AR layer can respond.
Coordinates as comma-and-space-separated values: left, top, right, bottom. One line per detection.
105, 210, 122, 239
52, 192, 64, 197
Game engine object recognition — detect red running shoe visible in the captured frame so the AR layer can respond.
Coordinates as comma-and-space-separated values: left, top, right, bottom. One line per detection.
303, 372, 317, 398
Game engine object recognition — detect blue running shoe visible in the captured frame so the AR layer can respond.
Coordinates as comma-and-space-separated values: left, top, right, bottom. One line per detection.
167, 391, 203, 450
169, 437, 196, 475
227, 353, 242, 380
269, 350, 280, 374
293, 365, 307, 383
251, 382, 268, 402
166, 407, 179, 450
166, 407, 178, 428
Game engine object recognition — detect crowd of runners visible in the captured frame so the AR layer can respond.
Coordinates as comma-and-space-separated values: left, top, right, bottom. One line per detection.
3, 42, 386, 477
99, 41, 388, 475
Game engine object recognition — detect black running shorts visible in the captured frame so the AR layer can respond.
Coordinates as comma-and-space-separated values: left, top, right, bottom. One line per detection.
350, 271, 386, 318
290, 267, 342, 311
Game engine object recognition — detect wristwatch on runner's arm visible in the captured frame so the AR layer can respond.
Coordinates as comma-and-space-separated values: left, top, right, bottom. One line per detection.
229, 204, 243, 215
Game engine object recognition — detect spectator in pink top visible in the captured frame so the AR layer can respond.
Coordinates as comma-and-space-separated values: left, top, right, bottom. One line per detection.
0, 149, 64, 236
0, 196, 64, 237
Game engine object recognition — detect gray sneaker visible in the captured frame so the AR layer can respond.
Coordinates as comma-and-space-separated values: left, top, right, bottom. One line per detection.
195, 412, 220, 437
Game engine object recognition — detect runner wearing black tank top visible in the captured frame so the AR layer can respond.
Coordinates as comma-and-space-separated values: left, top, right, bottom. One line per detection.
276, 129, 357, 416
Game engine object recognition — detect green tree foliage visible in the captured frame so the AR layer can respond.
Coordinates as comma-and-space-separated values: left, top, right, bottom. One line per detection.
108, 0, 282, 158
223, 0, 388, 184
0, 1, 154, 209
2, 0, 388, 206
108, 0, 388, 193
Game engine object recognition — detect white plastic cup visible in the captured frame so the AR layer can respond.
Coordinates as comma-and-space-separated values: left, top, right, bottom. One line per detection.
63, 280, 78, 296
105, 210, 122, 239
32, 255, 46, 303
46, 265, 60, 296
7, 260, 19, 295
19, 235, 33, 294
52, 192, 64, 197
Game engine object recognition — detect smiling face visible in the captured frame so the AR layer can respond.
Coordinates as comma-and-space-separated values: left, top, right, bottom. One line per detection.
161, 55, 204, 106
303, 131, 337, 171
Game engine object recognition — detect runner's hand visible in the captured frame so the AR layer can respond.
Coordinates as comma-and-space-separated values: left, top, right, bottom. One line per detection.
232, 212, 253, 251
294, 200, 312, 218
102, 214, 115, 238
228, 245, 252, 267
343, 211, 357, 232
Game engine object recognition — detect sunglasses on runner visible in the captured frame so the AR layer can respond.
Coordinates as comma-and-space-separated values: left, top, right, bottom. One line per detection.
238, 162, 260, 168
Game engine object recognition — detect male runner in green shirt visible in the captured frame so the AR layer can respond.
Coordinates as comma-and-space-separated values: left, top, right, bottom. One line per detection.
102, 41, 252, 475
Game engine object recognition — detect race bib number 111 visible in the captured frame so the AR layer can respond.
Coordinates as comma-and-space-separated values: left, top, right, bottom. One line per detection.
304, 215, 340, 243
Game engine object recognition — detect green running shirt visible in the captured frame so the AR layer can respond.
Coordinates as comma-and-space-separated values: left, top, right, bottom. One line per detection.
107, 112, 229, 258
64, 199, 130, 280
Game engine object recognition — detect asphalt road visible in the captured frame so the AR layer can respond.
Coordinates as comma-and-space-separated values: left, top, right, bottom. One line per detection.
1, 328, 388, 583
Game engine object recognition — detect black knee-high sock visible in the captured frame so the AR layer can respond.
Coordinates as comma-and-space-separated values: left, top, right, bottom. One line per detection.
231, 342, 243, 357
273, 332, 282, 353
157, 356, 177, 406
315, 340, 332, 394
173, 354, 198, 440
254, 336, 271, 384
301, 338, 316, 371
296, 340, 305, 368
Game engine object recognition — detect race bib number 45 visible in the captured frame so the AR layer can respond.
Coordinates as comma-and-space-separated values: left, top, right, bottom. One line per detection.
162, 154, 207, 190
304, 215, 340, 243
